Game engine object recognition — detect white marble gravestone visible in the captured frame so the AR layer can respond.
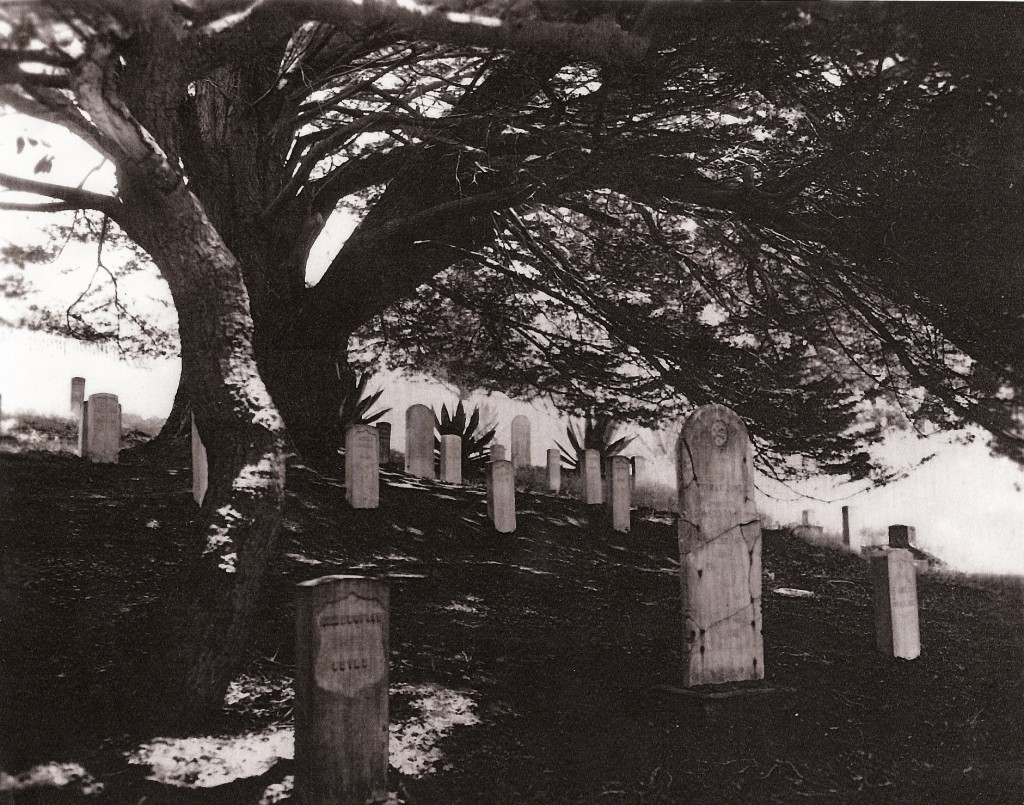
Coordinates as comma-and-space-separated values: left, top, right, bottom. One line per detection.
609, 455, 631, 533
546, 448, 561, 494
404, 405, 435, 479
191, 414, 208, 505
487, 459, 516, 533
345, 425, 380, 509
868, 548, 921, 660
582, 449, 602, 505
439, 434, 462, 484
676, 404, 763, 686
490, 444, 506, 461
83, 393, 120, 464
510, 415, 531, 469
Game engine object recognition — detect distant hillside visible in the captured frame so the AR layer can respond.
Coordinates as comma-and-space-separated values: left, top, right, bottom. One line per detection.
0, 448, 1020, 804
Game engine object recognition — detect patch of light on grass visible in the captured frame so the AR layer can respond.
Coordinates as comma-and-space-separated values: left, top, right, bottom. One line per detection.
0, 762, 104, 796
259, 774, 293, 804
285, 552, 323, 565
390, 684, 480, 777
127, 726, 293, 788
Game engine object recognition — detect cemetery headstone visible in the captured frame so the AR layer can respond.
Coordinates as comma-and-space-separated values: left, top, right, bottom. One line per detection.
439, 434, 462, 484
490, 444, 506, 461
546, 448, 561, 494
510, 415, 531, 468
70, 377, 86, 415
404, 404, 435, 479
78, 400, 89, 457
582, 448, 602, 505
191, 414, 208, 506
676, 404, 763, 686
842, 506, 852, 547
295, 575, 389, 805
83, 393, 120, 464
376, 422, 392, 467
888, 524, 916, 550
487, 459, 516, 533
801, 510, 811, 526
345, 425, 380, 509
609, 455, 631, 533
867, 548, 921, 659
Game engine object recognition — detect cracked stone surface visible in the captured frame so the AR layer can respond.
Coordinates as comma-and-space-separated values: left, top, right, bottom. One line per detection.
676, 404, 764, 686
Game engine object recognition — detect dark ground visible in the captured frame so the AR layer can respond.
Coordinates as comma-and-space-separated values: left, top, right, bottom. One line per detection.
0, 443, 1021, 804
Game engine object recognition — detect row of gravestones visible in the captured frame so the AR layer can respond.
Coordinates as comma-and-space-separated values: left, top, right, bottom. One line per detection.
291, 403, 923, 804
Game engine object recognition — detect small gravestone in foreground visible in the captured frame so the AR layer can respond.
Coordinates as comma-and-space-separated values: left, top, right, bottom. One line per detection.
404, 404, 435, 479
375, 422, 391, 467
867, 548, 920, 660
191, 414, 208, 505
546, 447, 561, 494
70, 377, 86, 415
487, 459, 516, 533
510, 415, 531, 469
676, 404, 763, 686
82, 393, 120, 464
608, 455, 631, 532
345, 425, 380, 509
295, 575, 389, 805
439, 434, 462, 484
582, 448, 602, 505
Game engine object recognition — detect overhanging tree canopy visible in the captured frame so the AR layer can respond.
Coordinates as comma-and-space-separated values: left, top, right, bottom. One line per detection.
2, 0, 1023, 723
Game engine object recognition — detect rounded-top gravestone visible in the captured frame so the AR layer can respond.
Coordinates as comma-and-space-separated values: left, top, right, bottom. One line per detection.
676, 404, 763, 686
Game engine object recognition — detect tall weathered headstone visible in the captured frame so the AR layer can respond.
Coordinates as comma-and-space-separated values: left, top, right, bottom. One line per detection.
868, 548, 921, 660
801, 509, 812, 526
375, 422, 392, 467
608, 455, 631, 533
439, 434, 462, 484
78, 400, 89, 457
191, 414, 208, 506
582, 449, 602, 505
546, 448, 561, 494
888, 524, 916, 550
70, 377, 86, 415
676, 404, 763, 686
487, 459, 516, 533
404, 404, 435, 479
510, 415, 531, 469
842, 506, 852, 547
295, 575, 389, 805
83, 393, 120, 464
345, 425, 380, 509
490, 444, 506, 461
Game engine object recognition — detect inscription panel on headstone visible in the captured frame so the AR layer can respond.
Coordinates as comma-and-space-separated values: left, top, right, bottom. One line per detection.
676, 404, 763, 686
315, 594, 387, 695
870, 548, 921, 660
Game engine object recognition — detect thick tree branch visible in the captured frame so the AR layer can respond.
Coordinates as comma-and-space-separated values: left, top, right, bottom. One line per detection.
0, 171, 121, 219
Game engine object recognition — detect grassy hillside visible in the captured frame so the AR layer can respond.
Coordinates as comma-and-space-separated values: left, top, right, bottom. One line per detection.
0, 445, 1020, 804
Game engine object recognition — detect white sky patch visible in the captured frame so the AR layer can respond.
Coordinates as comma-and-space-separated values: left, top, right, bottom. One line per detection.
390, 683, 480, 777
127, 727, 294, 788
0, 762, 104, 796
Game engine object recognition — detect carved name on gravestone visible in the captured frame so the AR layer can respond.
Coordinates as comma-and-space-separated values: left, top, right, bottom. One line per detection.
677, 404, 763, 686
405, 404, 435, 479
608, 455, 631, 533
868, 548, 921, 660
510, 415, 531, 469
296, 575, 389, 805
84, 393, 120, 464
345, 425, 380, 509
546, 448, 561, 494
191, 414, 208, 506
376, 422, 392, 466
487, 459, 516, 533
582, 449, 602, 505
70, 377, 86, 415
439, 434, 462, 484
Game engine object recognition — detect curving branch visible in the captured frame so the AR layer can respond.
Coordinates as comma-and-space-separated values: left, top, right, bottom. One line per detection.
0, 171, 122, 219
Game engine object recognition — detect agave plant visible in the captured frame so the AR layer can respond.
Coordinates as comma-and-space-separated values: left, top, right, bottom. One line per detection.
556, 413, 636, 471
338, 371, 391, 428
434, 401, 498, 476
